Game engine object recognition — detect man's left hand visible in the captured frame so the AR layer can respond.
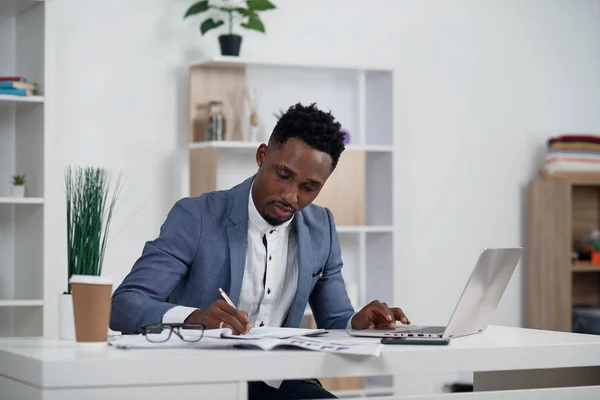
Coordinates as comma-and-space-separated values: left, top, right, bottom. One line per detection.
351, 300, 410, 330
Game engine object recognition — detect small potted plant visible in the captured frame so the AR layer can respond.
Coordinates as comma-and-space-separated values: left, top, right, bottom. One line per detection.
59, 166, 121, 341
10, 174, 26, 197
183, 0, 277, 56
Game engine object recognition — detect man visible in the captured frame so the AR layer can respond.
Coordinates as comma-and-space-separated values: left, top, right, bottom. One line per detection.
110, 102, 410, 399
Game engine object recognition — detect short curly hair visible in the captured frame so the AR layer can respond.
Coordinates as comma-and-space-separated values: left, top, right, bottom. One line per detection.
268, 102, 346, 169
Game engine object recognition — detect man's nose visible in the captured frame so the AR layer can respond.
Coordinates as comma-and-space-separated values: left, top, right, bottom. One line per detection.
281, 183, 298, 207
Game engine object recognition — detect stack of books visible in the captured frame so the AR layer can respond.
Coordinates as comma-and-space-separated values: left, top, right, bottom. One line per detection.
0, 76, 37, 96
541, 134, 600, 177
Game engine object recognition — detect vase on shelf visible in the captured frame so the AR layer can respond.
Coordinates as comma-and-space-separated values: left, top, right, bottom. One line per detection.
58, 293, 75, 340
249, 112, 260, 142
10, 185, 25, 197
206, 101, 226, 141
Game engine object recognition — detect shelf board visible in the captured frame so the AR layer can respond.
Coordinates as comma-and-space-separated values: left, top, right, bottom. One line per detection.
0, 299, 43, 307
190, 55, 392, 72
0, 197, 44, 204
572, 261, 600, 272
336, 226, 393, 233
189, 141, 393, 153
0, 94, 44, 104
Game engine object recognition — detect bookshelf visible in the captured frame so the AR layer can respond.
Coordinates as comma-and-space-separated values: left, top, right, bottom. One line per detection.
0, 0, 57, 338
187, 55, 395, 397
526, 177, 600, 333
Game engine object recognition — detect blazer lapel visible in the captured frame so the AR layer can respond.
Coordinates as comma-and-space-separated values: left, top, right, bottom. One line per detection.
224, 176, 254, 305
226, 222, 247, 305
284, 212, 313, 326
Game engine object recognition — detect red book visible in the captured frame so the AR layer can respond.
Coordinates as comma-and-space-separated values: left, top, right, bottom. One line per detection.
0, 77, 26, 82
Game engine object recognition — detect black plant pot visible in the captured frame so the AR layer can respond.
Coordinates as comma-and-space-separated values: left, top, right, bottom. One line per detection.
219, 34, 242, 56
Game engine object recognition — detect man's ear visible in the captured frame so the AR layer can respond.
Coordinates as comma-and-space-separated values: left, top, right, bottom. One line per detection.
256, 144, 267, 167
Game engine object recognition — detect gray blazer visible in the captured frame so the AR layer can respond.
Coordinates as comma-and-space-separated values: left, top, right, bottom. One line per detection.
110, 175, 355, 334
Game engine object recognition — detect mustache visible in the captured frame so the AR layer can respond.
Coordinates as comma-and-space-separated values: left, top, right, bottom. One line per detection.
273, 200, 295, 213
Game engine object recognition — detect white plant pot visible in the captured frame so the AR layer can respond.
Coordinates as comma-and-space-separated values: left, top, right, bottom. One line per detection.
10, 185, 25, 198
59, 293, 76, 340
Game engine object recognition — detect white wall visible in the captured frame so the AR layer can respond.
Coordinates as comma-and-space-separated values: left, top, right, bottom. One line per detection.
54, 0, 600, 391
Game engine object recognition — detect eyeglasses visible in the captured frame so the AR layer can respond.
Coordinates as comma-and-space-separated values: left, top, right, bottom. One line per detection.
139, 323, 206, 343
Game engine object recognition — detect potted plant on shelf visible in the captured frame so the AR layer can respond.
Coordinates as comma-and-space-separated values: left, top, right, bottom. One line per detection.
10, 174, 26, 197
183, 0, 277, 56
59, 166, 121, 341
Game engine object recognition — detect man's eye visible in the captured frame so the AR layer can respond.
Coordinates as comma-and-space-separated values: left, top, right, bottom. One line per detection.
277, 171, 289, 179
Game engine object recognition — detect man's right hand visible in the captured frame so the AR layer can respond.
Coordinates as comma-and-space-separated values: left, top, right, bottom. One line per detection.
184, 299, 252, 335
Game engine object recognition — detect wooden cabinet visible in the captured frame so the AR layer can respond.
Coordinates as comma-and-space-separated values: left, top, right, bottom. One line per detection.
526, 177, 600, 332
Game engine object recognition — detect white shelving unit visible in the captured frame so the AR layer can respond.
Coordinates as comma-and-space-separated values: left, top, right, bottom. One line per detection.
0, 0, 57, 338
187, 55, 395, 396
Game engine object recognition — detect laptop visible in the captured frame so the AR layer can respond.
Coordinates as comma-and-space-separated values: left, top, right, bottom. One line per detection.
348, 247, 523, 340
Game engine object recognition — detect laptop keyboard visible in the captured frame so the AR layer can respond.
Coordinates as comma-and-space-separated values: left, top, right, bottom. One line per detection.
401, 326, 446, 334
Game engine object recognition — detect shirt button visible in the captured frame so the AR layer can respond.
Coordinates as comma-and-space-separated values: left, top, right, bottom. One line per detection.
260, 321, 264, 327
269, 255, 272, 261
267, 288, 271, 294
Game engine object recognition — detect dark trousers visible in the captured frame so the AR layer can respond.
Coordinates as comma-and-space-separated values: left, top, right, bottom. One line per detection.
248, 379, 337, 400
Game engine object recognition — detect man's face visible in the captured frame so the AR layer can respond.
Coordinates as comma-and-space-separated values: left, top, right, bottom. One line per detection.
252, 137, 334, 226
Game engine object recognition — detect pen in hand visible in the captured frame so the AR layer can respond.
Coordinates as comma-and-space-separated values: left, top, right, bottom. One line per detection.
219, 288, 252, 335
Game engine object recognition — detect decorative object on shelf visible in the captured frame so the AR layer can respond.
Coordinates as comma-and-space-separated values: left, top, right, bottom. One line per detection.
246, 85, 260, 141
61, 166, 121, 342
183, 0, 277, 57
574, 229, 600, 264
10, 174, 26, 197
539, 134, 600, 178
0, 77, 37, 96
341, 128, 351, 145
206, 100, 226, 141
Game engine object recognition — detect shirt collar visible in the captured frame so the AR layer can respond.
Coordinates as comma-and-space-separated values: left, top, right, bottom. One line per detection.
248, 180, 294, 235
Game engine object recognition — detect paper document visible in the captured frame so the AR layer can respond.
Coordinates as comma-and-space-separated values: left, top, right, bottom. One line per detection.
108, 333, 382, 356
204, 327, 327, 340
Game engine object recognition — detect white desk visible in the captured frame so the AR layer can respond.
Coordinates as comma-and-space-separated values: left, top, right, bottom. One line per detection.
1, 325, 600, 400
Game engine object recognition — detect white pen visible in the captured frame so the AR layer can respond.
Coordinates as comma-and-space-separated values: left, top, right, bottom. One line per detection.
218, 288, 252, 335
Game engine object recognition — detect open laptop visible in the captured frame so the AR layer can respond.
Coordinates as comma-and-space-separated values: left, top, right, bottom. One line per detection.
348, 247, 523, 340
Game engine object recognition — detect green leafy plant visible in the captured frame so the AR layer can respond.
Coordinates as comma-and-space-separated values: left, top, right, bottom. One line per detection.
64, 166, 122, 294
183, 0, 276, 36
11, 174, 25, 186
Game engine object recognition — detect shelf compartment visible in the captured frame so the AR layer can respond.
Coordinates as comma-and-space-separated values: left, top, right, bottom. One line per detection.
364, 70, 393, 146
366, 151, 393, 226
0, 305, 42, 336
0, 206, 43, 301
366, 232, 394, 305
573, 273, 600, 307
0, 0, 44, 17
